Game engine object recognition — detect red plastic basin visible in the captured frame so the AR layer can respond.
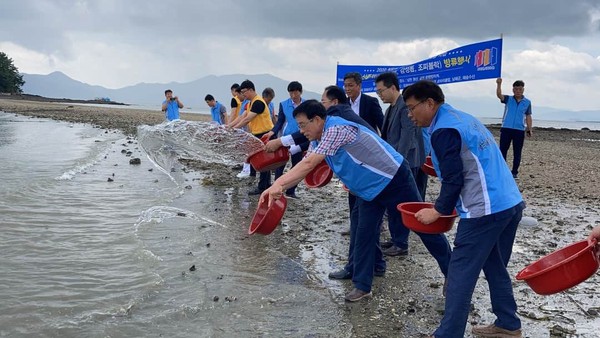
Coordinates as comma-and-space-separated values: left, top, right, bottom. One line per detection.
516, 240, 599, 295
421, 156, 437, 177
396, 202, 457, 234
305, 160, 333, 188
247, 148, 289, 172
248, 195, 287, 235
246, 134, 290, 172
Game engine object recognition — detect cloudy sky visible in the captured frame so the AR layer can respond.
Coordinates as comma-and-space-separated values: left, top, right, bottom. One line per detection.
1, 0, 600, 112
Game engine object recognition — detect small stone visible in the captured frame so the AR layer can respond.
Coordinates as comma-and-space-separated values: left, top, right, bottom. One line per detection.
189, 265, 196, 272
213, 296, 219, 302
129, 158, 141, 165
107, 177, 114, 182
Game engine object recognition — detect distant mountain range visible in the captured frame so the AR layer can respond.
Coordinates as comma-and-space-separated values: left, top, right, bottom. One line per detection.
21, 71, 322, 113
20, 71, 600, 122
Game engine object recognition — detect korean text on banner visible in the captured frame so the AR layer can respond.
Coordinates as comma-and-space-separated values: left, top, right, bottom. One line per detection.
336, 38, 502, 93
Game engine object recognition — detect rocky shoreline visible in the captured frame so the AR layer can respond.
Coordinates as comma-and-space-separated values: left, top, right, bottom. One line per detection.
2, 98, 600, 337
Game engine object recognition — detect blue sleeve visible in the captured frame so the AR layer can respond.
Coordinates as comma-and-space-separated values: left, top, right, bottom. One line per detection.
432, 128, 464, 215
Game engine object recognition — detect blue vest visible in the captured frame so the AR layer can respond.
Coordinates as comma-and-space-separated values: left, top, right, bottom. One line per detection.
280, 98, 303, 135
312, 116, 404, 201
162, 100, 180, 121
429, 103, 523, 218
210, 101, 224, 124
239, 99, 249, 116
501, 96, 531, 130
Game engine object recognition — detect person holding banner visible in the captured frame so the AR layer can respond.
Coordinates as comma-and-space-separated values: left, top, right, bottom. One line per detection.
496, 78, 533, 180
403, 80, 524, 338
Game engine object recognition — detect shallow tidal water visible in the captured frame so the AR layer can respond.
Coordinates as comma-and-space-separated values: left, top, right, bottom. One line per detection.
0, 113, 350, 337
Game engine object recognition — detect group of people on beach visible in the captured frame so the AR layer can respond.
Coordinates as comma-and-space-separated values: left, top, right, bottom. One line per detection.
161, 74, 599, 337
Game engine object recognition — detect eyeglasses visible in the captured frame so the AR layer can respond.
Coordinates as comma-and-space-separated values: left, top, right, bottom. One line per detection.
407, 100, 426, 113
240, 89, 249, 94
375, 87, 390, 95
297, 118, 314, 129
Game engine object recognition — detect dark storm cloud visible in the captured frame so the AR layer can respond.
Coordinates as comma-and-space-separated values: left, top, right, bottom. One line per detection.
1, 0, 599, 55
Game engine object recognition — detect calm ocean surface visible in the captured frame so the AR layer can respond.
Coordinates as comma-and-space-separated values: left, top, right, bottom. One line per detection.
0, 112, 348, 337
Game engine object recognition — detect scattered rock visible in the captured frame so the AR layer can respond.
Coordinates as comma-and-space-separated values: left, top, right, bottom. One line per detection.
129, 158, 141, 165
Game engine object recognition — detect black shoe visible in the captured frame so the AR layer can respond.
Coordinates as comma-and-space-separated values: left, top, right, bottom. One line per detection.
383, 245, 409, 257
328, 269, 352, 279
381, 240, 394, 249
374, 269, 385, 277
285, 192, 299, 199
248, 187, 264, 196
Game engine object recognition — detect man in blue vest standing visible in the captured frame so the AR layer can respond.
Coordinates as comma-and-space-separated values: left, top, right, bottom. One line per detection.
496, 78, 533, 179
263, 81, 305, 198
205, 94, 227, 125
161, 89, 183, 121
404, 80, 525, 338
260, 99, 451, 303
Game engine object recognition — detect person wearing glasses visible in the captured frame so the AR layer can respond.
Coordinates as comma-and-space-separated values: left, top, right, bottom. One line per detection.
375, 72, 429, 258
496, 78, 533, 180
260, 99, 451, 303
403, 80, 525, 338
230, 79, 275, 195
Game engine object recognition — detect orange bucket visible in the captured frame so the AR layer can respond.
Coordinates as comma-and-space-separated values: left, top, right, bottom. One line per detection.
516, 239, 599, 295
396, 202, 457, 234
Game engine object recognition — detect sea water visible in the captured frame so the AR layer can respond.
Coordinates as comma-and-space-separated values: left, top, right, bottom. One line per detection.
0, 112, 349, 337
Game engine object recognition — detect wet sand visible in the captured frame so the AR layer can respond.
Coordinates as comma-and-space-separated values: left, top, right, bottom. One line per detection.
3, 98, 600, 337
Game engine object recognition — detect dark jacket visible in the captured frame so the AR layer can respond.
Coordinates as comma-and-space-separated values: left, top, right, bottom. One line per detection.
381, 95, 426, 168
291, 104, 375, 148
358, 94, 384, 133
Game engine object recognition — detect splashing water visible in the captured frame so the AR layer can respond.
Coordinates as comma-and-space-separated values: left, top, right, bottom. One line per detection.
137, 120, 265, 170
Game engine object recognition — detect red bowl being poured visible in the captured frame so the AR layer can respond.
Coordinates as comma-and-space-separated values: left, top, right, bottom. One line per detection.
247, 134, 289, 172
248, 195, 287, 235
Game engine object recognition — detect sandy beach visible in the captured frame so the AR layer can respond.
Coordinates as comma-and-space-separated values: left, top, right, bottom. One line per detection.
2, 97, 600, 337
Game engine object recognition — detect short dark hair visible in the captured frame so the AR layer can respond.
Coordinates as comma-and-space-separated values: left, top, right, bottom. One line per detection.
204, 94, 215, 101
239, 79, 255, 91
164, 89, 173, 95
230, 83, 240, 90
375, 72, 399, 91
324, 85, 348, 104
343, 72, 362, 85
293, 99, 327, 120
512, 80, 525, 87
402, 80, 445, 104
262, 87, 275, 99
287, 81, 303, 92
